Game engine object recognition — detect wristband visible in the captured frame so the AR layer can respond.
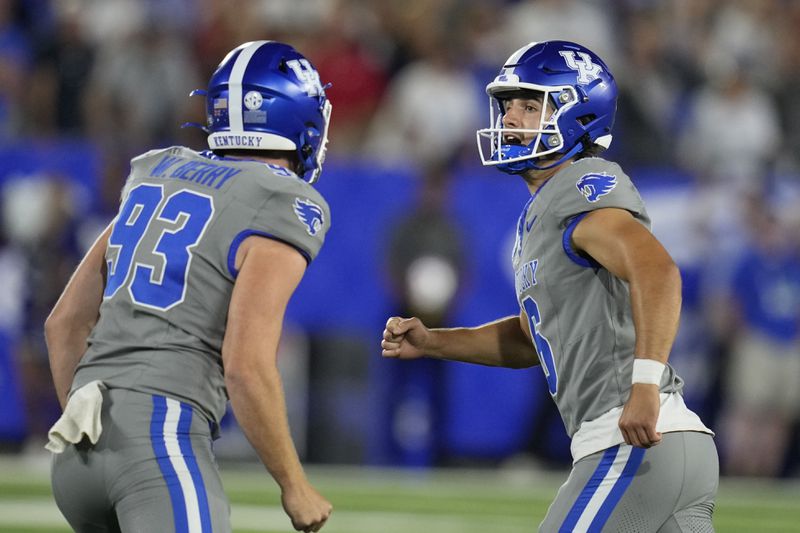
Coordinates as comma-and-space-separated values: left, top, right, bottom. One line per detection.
631, 358, 665, 385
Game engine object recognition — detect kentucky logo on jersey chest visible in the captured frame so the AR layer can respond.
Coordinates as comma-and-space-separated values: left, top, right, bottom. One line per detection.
514, 259, 538, 297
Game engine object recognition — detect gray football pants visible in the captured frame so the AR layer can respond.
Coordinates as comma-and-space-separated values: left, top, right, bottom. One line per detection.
51, 388, 231, 533
540, 431, 718, 532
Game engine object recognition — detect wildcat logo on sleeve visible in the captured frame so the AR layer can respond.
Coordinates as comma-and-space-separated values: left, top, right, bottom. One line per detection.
293, 198, 325, 236
576, 173, 617, 203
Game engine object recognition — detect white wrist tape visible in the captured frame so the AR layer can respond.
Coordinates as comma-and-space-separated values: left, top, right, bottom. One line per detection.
632, 358, 665, 385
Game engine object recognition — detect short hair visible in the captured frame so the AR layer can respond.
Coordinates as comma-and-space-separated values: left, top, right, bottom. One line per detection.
576, 142, 607, 160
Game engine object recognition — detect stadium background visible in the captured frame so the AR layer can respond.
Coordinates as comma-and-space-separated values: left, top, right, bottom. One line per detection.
0, 0, 799, 531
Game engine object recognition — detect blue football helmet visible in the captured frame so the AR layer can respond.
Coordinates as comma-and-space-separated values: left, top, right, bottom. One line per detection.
191, 40, 332, 183
476, 40, 617, 174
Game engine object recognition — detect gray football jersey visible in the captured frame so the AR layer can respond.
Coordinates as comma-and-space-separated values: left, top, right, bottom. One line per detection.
512, 157, 683, 437
72, 146, 330, 425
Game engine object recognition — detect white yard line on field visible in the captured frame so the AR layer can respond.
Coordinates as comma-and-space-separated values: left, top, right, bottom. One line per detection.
0, 498, 534, 533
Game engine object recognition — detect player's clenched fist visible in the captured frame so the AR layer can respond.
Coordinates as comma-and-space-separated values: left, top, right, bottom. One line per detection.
381, 317, 430, 359
618, 383, 662, 449
282, 484, 333, 532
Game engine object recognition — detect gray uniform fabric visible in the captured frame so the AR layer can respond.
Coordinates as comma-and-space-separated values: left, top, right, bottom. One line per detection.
514, 158, 716, 531
539, 431, 718, 532
72, 147, 330, 426
56, 147, 329, 532
512, 157, 683, 437
52, 388, 230, 533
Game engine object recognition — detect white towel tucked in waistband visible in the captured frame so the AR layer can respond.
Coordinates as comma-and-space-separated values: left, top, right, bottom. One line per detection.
45, 380, 107, 454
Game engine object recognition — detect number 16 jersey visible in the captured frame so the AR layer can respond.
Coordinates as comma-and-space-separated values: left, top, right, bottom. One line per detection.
512, 157, 710, 461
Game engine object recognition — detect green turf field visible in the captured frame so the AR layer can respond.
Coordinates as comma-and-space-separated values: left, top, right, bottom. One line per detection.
0, 455, 798, 532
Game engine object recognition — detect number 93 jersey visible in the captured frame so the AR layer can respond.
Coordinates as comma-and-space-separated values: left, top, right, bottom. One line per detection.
512, 157, 684, 441
71, 146, 330, 426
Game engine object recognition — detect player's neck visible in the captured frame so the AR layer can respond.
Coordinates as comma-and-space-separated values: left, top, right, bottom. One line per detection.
521, 158, 573, 195
224, 153, 295, 169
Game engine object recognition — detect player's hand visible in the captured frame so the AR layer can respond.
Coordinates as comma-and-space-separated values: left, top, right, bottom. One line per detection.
618, 383, 662, 448
381, 316, 430, 359
281, 483, 332, 532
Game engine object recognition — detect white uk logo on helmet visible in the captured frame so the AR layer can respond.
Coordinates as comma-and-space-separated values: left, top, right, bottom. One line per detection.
286, 59, 324, 97
559, 51, 603, 85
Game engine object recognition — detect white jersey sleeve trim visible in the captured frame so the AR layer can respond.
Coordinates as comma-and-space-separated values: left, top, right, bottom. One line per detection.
570, 392, 713, 463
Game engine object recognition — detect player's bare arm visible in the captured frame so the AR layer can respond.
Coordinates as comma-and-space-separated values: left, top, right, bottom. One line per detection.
44, 224, 111, 409
223, 235, 332, 532
572, 207, 681, 448
381, 312, 538, 368
572, 208, 681, 360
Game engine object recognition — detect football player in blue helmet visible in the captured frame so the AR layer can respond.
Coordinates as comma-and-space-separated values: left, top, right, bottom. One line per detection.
189, 40, 332, 183
384, 40, 718, 532
477, 40, 616, 173
47, 40, 333, 533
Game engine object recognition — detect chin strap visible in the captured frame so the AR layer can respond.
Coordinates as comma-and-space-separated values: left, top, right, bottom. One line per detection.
181, 89, 211, 133
496, 141, 584, 174
528, 142, 584, 170
180, 121, 210, 133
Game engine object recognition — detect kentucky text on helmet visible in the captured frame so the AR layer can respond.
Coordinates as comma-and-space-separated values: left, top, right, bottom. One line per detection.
210, 134, 264, 148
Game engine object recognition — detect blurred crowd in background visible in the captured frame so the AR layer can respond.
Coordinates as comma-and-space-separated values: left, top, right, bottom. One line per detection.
0, 0, 799, 479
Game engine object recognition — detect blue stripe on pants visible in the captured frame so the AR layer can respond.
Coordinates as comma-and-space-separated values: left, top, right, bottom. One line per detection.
560, 446, 620, 532
151, 395, 189, 533
587, 447, 646, 532
177, 402, 213, 533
